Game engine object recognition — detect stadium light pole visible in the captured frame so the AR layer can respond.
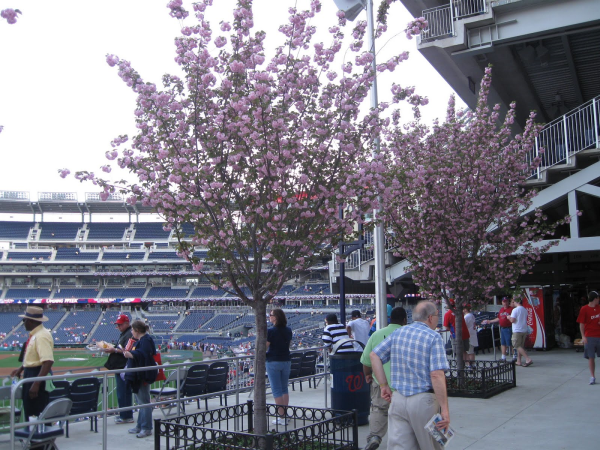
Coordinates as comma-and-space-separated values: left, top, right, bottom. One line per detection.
333, 0, 388, 329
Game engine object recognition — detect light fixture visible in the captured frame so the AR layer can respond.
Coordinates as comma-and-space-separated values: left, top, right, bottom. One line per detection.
333, 0, 366, 21
517, 44, 536, 62
536, 41, 550, 67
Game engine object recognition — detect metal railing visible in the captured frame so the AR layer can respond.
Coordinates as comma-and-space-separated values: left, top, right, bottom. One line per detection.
333, 230, 396, 271
528, 95, 600, 180
421, 4, 454, 42
6, 348, 329, 450
421, 1, 488, 42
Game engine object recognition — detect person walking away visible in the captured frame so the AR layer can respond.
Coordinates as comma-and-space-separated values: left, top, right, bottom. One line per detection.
347, 310, 371, 350
11, 306, 54, 420
266, 309, 293, 425
360, 307, 407, 450
103, 314, 134, 424
482, 297, 514, 361
322, 314, 354, 353
371, 301, 450, 450
463, 305, 478, 369
509, 297, 533, 367
442, 299, 469, 361
123, 320, 158, 438
576, 291, 600, 384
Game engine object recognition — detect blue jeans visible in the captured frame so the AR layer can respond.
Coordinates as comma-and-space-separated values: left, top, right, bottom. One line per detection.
115, 373, 133, 419
134, 384, 152, 431
266, 360, 291, 399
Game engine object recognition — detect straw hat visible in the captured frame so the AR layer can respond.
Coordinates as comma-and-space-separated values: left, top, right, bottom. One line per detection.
18, 306, 49, 322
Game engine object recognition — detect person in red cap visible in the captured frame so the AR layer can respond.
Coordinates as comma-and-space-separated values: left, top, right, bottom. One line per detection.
443, 299, 470, 361
482, 297, 514, 361
103, 314, 134, 424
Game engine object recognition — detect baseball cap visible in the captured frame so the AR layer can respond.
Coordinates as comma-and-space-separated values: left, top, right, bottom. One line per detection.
501, 297, 510, 302
448, 298, 455, 306
114, 314, 130, 325
351, 310, 361, 318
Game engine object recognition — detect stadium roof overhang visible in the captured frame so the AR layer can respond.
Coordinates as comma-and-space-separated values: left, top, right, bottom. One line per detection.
0, 192, 156, 217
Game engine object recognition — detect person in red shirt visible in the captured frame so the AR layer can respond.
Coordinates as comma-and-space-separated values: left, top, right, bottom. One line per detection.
576, 291, 600, 385
443, 299, 470, 361
483, 297, 514, 361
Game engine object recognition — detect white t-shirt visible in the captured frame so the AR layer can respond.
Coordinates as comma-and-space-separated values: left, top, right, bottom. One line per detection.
464, 312, 479, 347
511, 305, 528, 333
348, 318, 371, 346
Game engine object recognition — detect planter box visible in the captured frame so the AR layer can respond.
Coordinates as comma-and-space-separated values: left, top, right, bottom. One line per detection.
155, 400, 358, 450
446, 360, 516, 398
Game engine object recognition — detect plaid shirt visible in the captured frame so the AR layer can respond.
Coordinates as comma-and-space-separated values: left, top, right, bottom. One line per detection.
373, 321, 449, 397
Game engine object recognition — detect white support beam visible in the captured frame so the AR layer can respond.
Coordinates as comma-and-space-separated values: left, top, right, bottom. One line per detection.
567, 190, 579, 239
577, 184, 600, 200
523, 161, 600, 214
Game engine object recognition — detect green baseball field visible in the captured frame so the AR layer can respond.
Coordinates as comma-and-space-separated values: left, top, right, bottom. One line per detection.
0, 349, 204, 377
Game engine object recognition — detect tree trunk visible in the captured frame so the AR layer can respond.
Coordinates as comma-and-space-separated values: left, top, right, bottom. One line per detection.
253, 300, 268, 436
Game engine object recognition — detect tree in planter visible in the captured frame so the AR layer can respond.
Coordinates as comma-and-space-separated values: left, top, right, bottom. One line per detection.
63, 0, 426, 435
376, 66, 573, 369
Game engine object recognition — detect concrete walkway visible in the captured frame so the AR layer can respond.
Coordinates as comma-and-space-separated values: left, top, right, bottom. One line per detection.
0, 348, 596, 449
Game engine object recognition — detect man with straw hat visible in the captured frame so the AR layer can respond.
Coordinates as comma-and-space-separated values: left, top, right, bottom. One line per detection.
11, 306, 54, 419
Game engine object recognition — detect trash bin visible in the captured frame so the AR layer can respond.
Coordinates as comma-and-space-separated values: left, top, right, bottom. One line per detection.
330, 340, 370, 426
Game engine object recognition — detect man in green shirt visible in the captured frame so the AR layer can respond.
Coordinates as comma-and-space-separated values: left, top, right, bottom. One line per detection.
361, 307, 408, 450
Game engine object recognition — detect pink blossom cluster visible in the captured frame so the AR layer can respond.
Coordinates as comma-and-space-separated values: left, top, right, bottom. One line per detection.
1, 8, 20, 24
167, 0, 189, 20
404, 17, 428, 40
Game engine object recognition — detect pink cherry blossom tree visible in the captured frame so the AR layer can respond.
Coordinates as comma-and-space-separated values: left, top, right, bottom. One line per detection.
65, 0, 424, 433
377, 66, 570, 368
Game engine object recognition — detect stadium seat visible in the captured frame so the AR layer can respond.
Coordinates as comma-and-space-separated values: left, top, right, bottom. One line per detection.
150, 369, 188, 417
66, 377, 101, 438
14, 398, 72, 450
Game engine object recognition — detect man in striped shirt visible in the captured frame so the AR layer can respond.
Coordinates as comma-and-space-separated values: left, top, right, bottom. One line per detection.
322, 313, 354, 352
371, 301, 450, 450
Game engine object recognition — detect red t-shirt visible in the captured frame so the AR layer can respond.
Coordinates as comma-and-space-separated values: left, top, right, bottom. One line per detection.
577, 304, 600, 338
498, 307, 513, 328
443, 310, 470, 340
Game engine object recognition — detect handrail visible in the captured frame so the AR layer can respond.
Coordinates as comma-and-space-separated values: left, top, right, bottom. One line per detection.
528, 95, 599, 179
421, 1, 487, 42
7, 347, 330, 450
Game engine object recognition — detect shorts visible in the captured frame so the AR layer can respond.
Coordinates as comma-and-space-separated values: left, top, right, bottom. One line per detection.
467, 344, 475, 355
266, 360, 291, 399
500, 327, 513, 347
512, 332, 526, 349
451, 338, 470, 355
584, 337, 600, 359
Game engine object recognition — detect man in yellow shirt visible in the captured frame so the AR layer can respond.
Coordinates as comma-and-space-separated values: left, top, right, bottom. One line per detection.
11, 306, 55, 419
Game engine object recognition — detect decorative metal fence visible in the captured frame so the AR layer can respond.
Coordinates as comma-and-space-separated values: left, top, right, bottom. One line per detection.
156, 401, 358, 450
446, 359, 516, 398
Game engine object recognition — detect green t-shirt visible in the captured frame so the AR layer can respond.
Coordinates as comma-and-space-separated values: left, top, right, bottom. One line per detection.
360, 323, 402, 386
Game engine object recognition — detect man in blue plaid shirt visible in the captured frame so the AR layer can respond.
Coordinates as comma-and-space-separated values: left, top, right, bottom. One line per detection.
371, 301, 450, 450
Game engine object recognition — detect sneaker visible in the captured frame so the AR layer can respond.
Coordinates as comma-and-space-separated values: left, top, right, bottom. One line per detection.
128, 428, 141, 434
271, 417, 288, 425
136, 430, 152, 438
365, 437, 381, 450
115, 417, 134, 424
590, 377, 596, 385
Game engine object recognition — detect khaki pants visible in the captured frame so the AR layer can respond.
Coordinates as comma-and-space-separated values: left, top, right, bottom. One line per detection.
387, 391, 443, 450
367, 383, 390, 442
